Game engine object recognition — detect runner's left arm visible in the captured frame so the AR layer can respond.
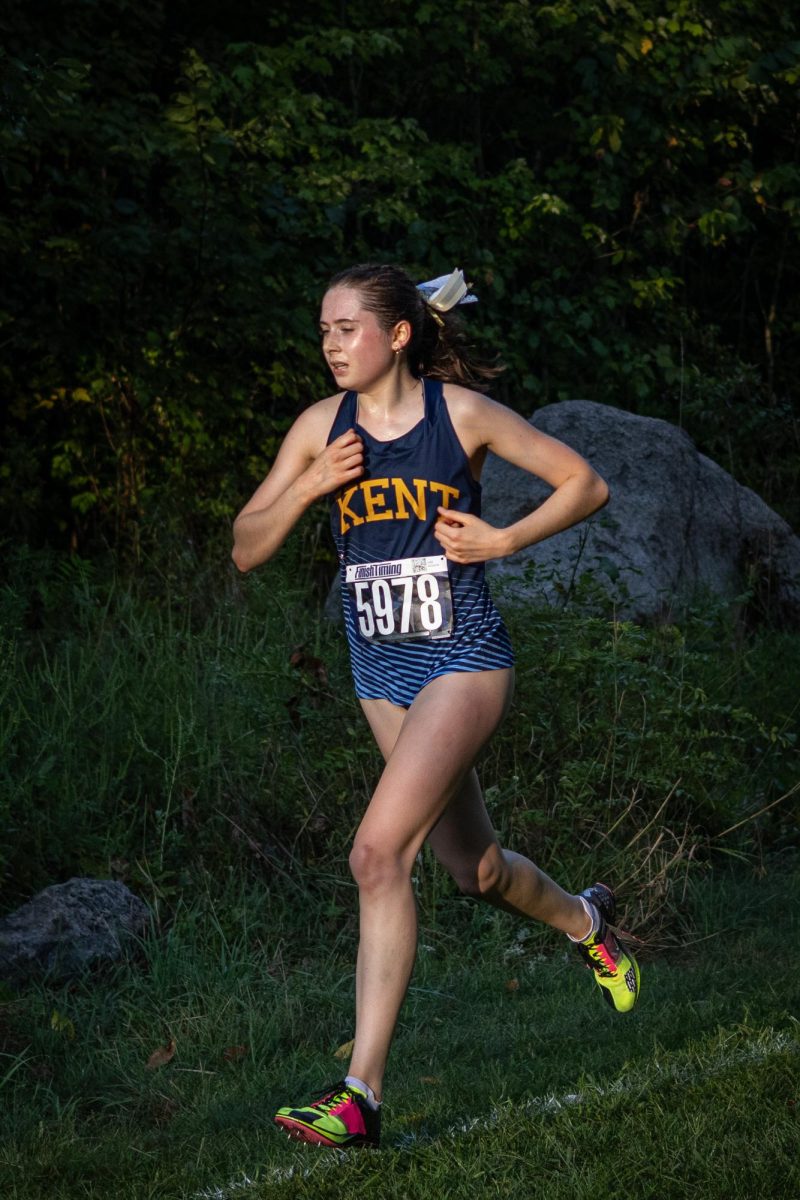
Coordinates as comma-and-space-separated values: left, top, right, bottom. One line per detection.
434, 393, 608, 565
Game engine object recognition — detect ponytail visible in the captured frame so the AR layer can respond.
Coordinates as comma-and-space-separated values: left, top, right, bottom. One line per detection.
417, 304, 503, 391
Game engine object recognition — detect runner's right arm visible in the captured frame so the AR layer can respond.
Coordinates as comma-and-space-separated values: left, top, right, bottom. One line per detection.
232, 404, 363, 573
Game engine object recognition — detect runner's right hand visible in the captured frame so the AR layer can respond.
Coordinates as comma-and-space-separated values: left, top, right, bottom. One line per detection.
301, 428, 364, 499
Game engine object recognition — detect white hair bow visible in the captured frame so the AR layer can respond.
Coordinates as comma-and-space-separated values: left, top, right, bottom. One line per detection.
416, 268, 478, 311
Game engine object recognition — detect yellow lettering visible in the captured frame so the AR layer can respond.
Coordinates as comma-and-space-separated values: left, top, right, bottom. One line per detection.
392, 477, 428, 521
337, 478, 460, 532
361, 478, 393, 522
337, 486, 364, 534
429, 482, 460, 509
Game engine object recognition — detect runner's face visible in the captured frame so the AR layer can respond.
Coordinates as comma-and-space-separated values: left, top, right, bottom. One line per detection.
319, 286, 395, 391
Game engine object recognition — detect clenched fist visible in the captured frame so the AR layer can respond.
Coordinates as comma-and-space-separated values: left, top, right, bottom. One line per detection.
302, 428, 365, 500
433, 506, 511, 564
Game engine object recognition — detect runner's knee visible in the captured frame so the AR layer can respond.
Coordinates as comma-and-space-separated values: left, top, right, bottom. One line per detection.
452, 847, 509, 899
349, 839, 409, 894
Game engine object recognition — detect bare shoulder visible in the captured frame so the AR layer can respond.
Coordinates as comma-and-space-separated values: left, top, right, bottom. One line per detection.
441, 383, 526, 454
440, 382, 495, 421
441, 382, 525, 426
441, 382, 493, 443
442, 381, 596, 486
234, 392, 347, 522
294, 391, 345, 430
289, 392, 346, 455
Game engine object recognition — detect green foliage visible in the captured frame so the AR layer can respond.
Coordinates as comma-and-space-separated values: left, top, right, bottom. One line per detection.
1, 0, 799, 551
1, 550, 797, 919
495, 604, 798, 915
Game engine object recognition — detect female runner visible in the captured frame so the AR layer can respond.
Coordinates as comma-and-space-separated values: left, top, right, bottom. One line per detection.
232, 263, 640, 1150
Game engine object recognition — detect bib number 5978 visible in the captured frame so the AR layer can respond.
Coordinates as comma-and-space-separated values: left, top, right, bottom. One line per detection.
345, 555, 453, 643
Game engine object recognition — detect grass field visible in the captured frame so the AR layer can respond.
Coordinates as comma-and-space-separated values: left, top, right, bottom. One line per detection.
2, 553, 798, 1197
1, 866, 797, 1200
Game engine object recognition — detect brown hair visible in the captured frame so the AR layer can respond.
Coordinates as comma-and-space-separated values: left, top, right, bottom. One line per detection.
326, 263, 503, 392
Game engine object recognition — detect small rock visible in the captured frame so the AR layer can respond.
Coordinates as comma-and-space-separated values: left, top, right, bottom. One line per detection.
0, 878, 150, 987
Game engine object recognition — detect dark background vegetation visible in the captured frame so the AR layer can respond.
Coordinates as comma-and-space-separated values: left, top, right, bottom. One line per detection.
1, 0, 798, 919
2, 0, 799, 556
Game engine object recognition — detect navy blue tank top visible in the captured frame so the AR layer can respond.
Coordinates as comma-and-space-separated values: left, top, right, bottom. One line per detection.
327, 377, 514, 706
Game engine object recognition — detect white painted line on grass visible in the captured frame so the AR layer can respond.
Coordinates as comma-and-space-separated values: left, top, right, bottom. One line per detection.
400, 1025, 799, 1149
193, 1027, 798, 1199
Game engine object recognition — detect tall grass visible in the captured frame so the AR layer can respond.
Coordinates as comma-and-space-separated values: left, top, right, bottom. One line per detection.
1, 542, 798, 941
1, 544, 798, 1197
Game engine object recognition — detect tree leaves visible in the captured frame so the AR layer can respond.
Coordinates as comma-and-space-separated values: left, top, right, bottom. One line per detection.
1, 1, 798, 551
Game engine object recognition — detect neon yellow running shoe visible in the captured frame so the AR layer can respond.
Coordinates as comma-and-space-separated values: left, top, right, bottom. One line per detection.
574, 882, 641, 1013
274, 1081, 380, 1148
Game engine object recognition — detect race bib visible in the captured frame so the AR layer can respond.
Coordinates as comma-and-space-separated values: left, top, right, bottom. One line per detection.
345, 555, 454, 643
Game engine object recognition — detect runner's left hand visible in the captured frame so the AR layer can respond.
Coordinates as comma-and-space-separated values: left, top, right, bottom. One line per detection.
433, 507, 511, 564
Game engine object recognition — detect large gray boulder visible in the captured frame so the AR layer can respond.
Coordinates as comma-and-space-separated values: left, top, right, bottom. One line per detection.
0, 878, 150, 986
483, 400, 800, 623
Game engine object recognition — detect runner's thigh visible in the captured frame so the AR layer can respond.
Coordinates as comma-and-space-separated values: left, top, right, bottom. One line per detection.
354, 669, 513, 862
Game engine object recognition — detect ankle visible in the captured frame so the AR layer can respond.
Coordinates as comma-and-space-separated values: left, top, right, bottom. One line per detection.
345, 1074, 382, 1108
566, 895, 598, 942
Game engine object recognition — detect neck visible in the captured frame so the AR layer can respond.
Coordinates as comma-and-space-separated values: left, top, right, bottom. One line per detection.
357, 362, 421, 416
